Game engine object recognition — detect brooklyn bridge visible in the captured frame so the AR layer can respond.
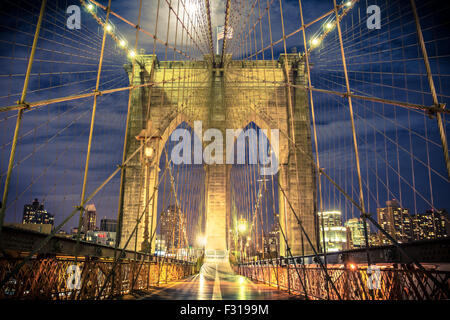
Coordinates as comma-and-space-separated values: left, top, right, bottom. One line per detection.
0, 0, 449, 300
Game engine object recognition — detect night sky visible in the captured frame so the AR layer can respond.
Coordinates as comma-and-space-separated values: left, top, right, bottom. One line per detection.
0, 0, 449, 239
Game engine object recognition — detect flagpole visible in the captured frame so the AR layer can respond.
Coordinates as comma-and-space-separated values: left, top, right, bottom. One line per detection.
216, 26, 219, 55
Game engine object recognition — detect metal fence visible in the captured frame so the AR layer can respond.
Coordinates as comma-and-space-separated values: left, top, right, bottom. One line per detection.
0, 256, 196, 299
237, 262, 450, 300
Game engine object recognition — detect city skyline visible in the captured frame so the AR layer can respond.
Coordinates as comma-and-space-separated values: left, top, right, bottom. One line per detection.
0, 0, 448, 302
0, 0, 448, 235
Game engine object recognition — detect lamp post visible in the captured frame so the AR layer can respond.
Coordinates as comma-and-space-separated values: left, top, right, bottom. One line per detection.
136, 124, 160, 254
237, 218, 247, 263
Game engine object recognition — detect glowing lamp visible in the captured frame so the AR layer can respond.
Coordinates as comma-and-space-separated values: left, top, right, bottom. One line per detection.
128, 50, 136, 58
105, 24, 113, 32
310, 38, 321, 47
345, 1, 353, 7
145, 146, 154, 159
325, 22, 334, 30
119, 39, 127, 48
196, 235, 207, 247
238, 219, 247, 233
86, 3, 94, 11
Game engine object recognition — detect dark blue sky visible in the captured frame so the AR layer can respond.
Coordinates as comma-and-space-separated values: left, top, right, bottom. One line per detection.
0, 0, 448, 237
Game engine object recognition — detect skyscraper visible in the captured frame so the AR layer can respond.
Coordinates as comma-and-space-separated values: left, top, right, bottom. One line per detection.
377, 200, 412, 244
318, 210, 347, 252
100, 218, 117, 232
411, 209, 449, 240
22, 199, 54, 226
263, 216, 280, 257
159, 204, 186, 252
82, 204, 97, 232
345, 218, 366, 248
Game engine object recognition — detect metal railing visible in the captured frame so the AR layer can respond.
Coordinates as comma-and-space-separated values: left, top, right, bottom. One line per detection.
0, 255, 196, 300
237, 261, 450, 300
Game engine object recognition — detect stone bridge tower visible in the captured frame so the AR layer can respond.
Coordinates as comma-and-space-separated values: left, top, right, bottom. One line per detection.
119, 54, 317, 256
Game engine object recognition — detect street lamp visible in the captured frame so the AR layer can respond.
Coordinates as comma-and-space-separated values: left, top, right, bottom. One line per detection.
310, 37, 321, 48
128, 50, 136, 59
324, 22, 334, 31
236, 218, 248, 263
105, 24, 113, 33
136, 123, 160, 165
145, 145, 155, 159
238, 218, 247, 234
119, 39, 127, 48
196, 235, 207, 248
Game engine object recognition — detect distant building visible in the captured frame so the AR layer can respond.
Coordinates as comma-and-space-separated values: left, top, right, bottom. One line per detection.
154, 234, 167, 255
7, 222, 52, 234
377, 200, 412, 244
369, 232, 382, 246
263, 215, 280, 256
82, 204, 97, 232
56, 229, 70, 237
411, 209, 449, 240
318, 210, 347, 252
70, 227, 79, 235
345, 218, 366, 249
100, 218, 117, 232
85, 230, 116, 246
160, 204, 186, 252
22, 198, 54, 226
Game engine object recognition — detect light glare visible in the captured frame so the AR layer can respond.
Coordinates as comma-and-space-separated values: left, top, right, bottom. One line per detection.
310, 38, 321, 47
238, 219, 247, 233
196, 235, 207, 247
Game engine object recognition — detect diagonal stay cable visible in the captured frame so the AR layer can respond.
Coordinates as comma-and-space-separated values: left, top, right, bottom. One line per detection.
96, 162, 171, 299
236, 82, 450, 297
275, 178, 342, 299
0, 106, 188, 292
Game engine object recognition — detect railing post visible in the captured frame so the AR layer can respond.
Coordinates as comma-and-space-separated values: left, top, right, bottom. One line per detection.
0, 0, 47, 237
276, 259, 280, 290
165, 261, 168, 284
287, 259, 291, 294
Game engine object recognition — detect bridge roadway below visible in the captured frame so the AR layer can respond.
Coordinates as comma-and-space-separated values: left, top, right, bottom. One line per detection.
139, 261, 300, 300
